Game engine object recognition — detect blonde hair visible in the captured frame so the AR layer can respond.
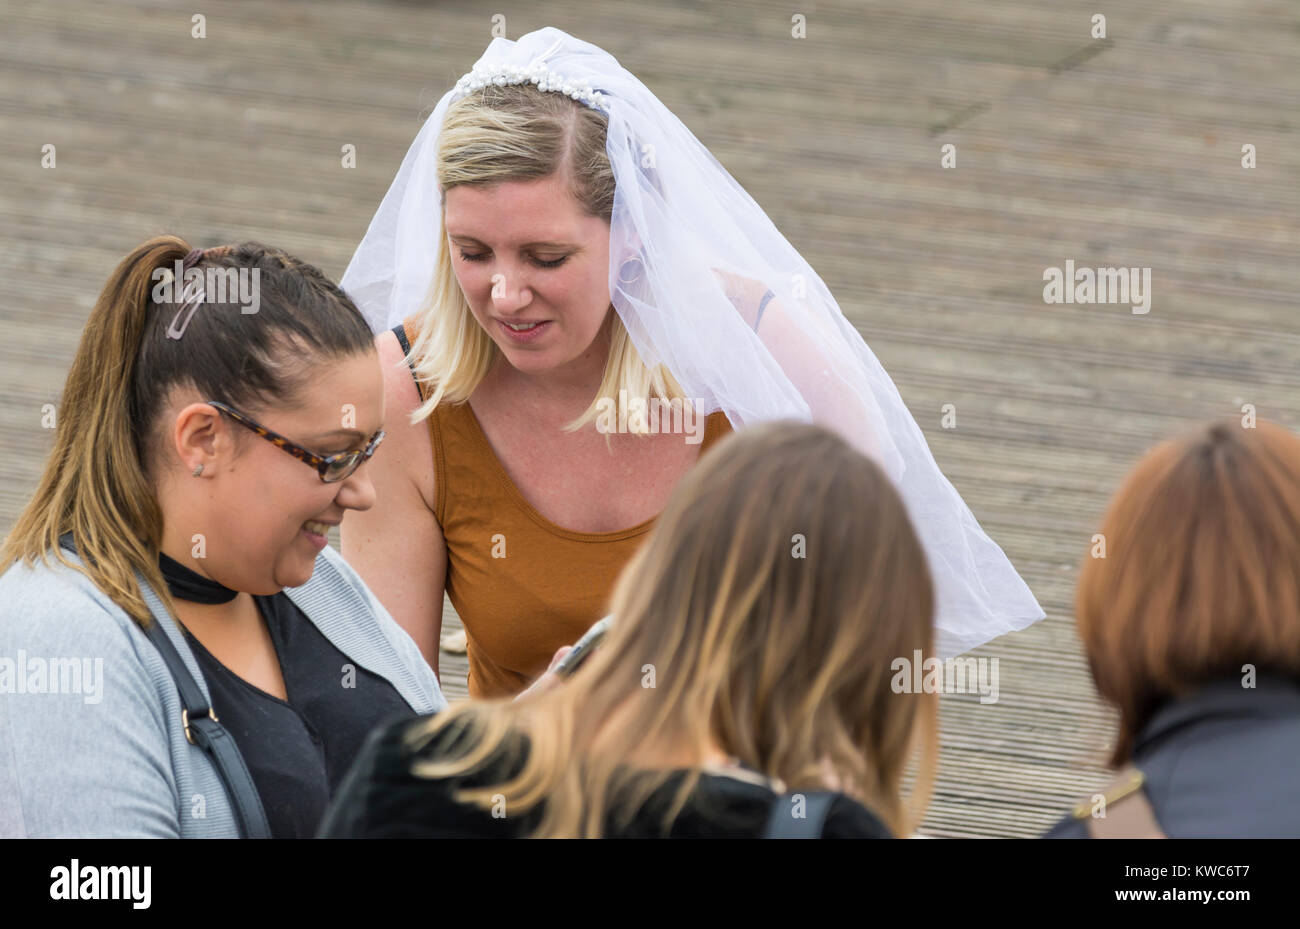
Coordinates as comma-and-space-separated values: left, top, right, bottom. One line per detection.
404, 421, 939, 837
407, 82, 687, 432
0, 236, 374, 627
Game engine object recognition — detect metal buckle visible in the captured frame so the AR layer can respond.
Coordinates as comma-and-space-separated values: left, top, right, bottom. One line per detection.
182, 707, 220, 745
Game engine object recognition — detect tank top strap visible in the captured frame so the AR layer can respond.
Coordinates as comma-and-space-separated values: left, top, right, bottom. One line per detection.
428, 401, 491, 527
702, 407, 733, 449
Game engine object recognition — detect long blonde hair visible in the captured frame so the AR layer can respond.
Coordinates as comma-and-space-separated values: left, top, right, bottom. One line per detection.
0, 236, 375, 627
405, 421, 939, 837
408, 82, 687, 433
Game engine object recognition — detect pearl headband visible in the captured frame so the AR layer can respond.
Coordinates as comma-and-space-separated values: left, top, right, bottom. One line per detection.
451, 61, 609, 112
450, 35, 609, 112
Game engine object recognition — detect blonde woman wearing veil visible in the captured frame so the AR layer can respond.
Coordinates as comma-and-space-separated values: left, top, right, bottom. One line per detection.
340, 27, 1043, 697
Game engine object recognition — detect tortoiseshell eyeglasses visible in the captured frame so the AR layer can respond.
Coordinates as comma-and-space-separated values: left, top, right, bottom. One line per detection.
206, 400, 385, 483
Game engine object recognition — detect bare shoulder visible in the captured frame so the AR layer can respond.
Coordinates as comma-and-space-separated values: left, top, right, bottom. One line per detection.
341, 331, 447, 668
374, 329, 435, 512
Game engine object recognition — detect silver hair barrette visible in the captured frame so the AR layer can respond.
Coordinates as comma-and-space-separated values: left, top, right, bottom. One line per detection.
166, 249, 208, 340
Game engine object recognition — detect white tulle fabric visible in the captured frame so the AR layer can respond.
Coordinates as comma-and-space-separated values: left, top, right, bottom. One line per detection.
341, 27, 1044, 657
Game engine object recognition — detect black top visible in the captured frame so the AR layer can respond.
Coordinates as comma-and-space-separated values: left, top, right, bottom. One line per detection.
318, 713, 894, 838
159, 552, 416, 839
1044, 672, 1300, 838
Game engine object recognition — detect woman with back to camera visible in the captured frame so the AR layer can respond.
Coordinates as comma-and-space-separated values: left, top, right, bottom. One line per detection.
0, 236, 444, 838
1047, 418, 1300, 838
320, 422, 938, 838
341, 27, 1043, 698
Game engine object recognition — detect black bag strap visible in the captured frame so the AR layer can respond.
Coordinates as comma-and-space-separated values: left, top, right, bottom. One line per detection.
58, 533, 272, 839
762, 790, 837, 838
139, 609, 272, 839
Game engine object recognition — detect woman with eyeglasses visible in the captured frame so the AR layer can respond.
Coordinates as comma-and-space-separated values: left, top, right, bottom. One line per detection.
0, 235, 445, 838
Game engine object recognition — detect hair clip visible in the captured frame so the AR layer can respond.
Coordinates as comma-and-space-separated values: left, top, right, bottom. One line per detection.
167, 253, 208, 340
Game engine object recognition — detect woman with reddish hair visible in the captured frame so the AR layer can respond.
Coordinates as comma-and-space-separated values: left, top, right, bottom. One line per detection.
1048, 418, 1300, 838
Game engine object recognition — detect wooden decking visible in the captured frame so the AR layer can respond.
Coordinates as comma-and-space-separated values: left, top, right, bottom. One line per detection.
1, 0, 1296, 837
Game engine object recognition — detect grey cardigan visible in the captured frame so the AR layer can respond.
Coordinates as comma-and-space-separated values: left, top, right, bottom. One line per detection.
0, 541, 445, 837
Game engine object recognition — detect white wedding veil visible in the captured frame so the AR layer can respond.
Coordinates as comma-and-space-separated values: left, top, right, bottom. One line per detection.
341, 27, 1044, 657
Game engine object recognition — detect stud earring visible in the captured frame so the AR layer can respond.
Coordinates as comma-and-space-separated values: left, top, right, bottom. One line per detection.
192, 463, 204, 477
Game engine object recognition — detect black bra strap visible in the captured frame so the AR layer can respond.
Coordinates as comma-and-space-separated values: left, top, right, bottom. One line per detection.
392, 322, 412, 356
754, 289, 775, 331
391, 324, 423, 398
57, 533, 272, 839
761, 791, 836, 838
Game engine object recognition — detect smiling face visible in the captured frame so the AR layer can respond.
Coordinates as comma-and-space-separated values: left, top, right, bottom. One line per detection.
158, 348, 385, 593
443, 172, 613, 378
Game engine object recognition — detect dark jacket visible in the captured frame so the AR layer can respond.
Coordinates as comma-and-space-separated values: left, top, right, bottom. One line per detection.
1045, 673, 1300, 838
319, 713, 893, 838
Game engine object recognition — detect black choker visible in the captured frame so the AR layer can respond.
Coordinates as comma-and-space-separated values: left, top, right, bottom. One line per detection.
158, 550, 240, 604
